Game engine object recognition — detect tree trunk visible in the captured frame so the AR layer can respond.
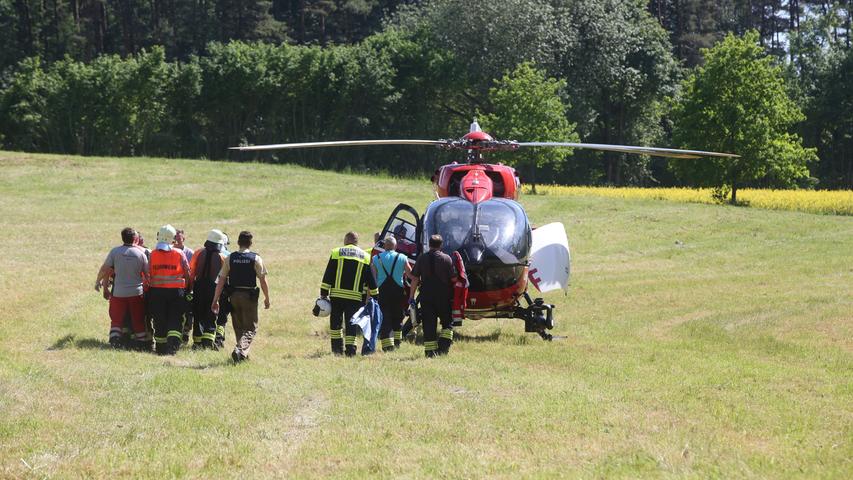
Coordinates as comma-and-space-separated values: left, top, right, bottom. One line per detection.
730, 170, 739, 204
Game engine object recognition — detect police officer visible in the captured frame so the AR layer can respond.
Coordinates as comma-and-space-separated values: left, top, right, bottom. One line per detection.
371, 236, 412, 351
320, 231, 378, 356
409, 234, 456, 357
211, 231, 270, 362
148, 225, 193, 355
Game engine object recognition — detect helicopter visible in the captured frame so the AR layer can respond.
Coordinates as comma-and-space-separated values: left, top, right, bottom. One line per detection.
233, 120, 737, 340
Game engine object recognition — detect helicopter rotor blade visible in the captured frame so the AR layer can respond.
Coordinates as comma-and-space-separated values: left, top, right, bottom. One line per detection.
517, 142, 739, 159
230, 139, 445, 151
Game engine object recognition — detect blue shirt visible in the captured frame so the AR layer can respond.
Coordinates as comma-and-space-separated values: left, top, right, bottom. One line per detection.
373, 251, 406, 288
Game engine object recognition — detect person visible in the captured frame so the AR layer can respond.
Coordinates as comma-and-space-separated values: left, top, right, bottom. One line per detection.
135, 233, 151, 259
214, 233, 232, 348
148, 224, 192, 355
409, 234, 456, 357
189, 229, 227, 349
95, 227, 150, 350
319, 231, 378, 356
393, 223, 417, 256
211, 231, 270, 362
371, 236, 412, 351
450, 251, 469, 326
173, 229, 195, 344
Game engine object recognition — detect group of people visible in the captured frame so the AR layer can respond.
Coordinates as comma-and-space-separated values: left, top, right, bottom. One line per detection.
96, 222, 466, 361
95, 225, 270, 362
320, 227, 467, 358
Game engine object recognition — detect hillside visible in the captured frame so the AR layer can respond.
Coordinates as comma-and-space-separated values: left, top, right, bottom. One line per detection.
0, 152, 851, 478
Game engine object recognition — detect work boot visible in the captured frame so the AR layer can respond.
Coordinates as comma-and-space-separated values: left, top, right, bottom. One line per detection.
215, 325, 226, 348
202, 338, 217, 351
331, 338, 344, 356
437, 338, 452, 356
166, 337, 181, 355
437, 329, 453, 355
425, 350, 438, 358
231, 348, 247, 363
109, 337, 124, 350
155, 343, 169, 355
345, 345, 357, 357
131, 340, 152, 352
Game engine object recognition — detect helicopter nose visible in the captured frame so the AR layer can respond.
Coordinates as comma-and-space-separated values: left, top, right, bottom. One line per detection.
461, 244, 485, 265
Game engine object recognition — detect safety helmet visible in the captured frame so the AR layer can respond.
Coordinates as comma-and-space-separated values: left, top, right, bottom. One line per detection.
157, 224, 177, 244
313, 297, 332, 317
206, 229, 226, 245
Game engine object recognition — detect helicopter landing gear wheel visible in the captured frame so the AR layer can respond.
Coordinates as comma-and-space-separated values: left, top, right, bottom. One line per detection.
516, 293, 555, 341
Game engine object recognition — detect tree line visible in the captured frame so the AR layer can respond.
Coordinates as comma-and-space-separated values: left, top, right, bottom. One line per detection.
0, 0, 851, 194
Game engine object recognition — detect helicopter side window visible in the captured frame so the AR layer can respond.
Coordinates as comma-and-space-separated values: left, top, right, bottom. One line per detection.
383, 219, 418, 257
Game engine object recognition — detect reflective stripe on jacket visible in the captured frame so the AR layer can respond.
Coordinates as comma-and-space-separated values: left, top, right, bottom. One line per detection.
321, 245, 379, 301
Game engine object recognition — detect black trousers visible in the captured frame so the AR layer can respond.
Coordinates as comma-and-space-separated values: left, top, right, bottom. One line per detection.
149, 287, 185, 354
192, 281, 218, 347
378, 281, 405, 343
420, 294, 452, 356
330, 297, 361, 355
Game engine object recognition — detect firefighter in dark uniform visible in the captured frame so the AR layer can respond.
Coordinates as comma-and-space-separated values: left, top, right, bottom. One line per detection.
409, 234, 456, 357
320, 231, 378, 356
189, 229, 227, 349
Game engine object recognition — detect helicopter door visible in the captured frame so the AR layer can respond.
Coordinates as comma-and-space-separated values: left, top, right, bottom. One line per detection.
375, 203, 421, 261
529, 222, 571, 293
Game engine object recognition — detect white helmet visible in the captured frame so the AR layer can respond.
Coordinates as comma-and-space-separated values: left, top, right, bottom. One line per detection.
313, 298, 331, 317
207, 229, 226, 245
157, 224, 177, 244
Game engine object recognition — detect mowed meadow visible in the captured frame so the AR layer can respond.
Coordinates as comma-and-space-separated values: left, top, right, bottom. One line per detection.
0, 151, 851, 479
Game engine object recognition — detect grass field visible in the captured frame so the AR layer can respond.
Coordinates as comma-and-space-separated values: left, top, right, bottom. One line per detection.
0, 151, 851, 479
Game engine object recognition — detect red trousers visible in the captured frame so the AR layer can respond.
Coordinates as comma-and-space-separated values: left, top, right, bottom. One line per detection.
452, 283, 468, 322
109, 295, 146, 339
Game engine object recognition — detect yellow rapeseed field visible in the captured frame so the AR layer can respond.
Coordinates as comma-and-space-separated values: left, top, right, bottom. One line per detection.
535, 185, 853, 215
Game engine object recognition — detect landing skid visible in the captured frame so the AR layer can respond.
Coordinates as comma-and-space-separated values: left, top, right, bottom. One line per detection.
402, 293, 557, 341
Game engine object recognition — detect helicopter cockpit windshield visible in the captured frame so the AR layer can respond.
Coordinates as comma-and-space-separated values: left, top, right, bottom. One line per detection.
423, 197, 531, 267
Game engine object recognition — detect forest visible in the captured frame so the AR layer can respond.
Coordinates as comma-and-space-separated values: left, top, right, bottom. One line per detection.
0, 0, 851, 194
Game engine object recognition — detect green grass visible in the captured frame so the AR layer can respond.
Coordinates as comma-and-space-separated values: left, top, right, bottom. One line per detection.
0, 151, 851, 479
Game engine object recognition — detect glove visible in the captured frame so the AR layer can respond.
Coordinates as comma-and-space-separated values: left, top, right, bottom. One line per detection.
312, 304, 321, 317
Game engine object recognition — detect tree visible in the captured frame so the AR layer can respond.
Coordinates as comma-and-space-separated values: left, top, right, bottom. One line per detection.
671, 31, 817, 204
805, 47, 853, 188
483, 62, 578, 193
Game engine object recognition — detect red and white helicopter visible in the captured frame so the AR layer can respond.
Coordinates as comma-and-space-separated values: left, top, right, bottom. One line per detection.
233, 120, 736, 340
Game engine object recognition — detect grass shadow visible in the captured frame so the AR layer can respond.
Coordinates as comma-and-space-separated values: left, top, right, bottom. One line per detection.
48, 334, 76, 350
48, 335, 114, 351
75, 338, 114, 350
177, 358, 237, 370
454, 329, 502, 343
